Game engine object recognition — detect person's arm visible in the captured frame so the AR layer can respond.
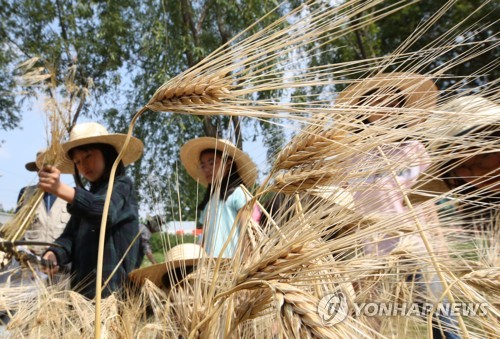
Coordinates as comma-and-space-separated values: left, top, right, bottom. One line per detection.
230, 186, 253, 227
146, 250, 157, 264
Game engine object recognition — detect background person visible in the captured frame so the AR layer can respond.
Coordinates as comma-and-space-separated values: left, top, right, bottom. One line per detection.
15, 150, 71, 255
336, 73, 459, 339
440, 125, 499, 230
136, 217, 161, 267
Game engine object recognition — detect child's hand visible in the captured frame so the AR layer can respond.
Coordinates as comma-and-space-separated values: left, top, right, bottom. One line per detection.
42, 251, 60, 274
38, 165, 75, 203
38, 165, 62, 195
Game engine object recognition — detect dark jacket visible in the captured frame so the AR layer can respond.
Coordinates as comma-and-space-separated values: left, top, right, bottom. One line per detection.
48, 175, 140, 299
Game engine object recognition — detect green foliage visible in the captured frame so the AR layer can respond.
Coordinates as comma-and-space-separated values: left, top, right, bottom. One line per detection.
0, 205, 15, 214
0, 0, 136, 130
374, 0, 498, 91
150, 232, 196, 254
104, 0, 287, 218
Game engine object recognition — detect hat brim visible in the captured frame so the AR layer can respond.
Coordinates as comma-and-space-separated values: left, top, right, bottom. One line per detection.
180, 137, 258, 187
129, 258, 201, 288
306, 185, 355, 211
435, 95, 500, 136
25, 161, 38, 172
336, 72, 438, 110
129, 243, 210, 288
54, 134, 144, 174
407, 176, 451, 204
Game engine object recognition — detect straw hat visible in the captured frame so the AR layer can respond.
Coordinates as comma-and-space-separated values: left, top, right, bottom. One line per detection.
56, 122, 144, 174
440, 95, 498, 116
25, 150, 44, 172
437, 95, 499, 136
306, 185, 355, 210
406, 174, 452, 205
336, 72, 438, 110
129, 243, 206, 288
180, 137, 258, 187
409, 96, 499, 203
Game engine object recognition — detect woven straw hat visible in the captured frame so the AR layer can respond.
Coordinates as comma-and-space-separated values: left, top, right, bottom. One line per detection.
180, 137, 258, 187
306, 185, 355, 210
56, 122, 144, 174
409, 96, 499, 203
336, 72, 438, 110
440, 95, 498, 116
25, 150, 44, 172
129, 243, 206, 288
438, 95, 499, 135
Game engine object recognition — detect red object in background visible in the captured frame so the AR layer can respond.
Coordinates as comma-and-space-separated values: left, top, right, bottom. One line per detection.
175, 230, 185, 235
192, 229, 203, 236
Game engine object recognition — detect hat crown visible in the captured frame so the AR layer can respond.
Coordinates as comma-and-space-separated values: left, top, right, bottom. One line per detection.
58, 121, 144, 174
442, 95, 499, 115
180, 137, 258, 187
166, 244, 205, 262
68, 122, 109, 142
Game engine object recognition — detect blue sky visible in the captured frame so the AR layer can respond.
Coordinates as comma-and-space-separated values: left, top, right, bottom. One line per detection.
0, 108, 75, 212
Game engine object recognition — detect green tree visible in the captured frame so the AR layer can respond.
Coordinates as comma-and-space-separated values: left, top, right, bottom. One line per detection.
0, 0, 137, 131
331, 0, 498, 91
105, 0, 289, 221
373, 0, 498, 92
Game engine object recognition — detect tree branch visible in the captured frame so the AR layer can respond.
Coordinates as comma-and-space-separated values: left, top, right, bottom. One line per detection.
354, 29, 368, 60
196, 0, 214, 33
180, 0, 199, 45
216, 12, 230, 44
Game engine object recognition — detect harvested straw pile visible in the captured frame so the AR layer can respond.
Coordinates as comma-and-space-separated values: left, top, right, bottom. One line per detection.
1, 0, 498, 338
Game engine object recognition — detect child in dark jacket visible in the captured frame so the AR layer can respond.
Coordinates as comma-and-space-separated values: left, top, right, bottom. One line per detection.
40, 122, 144, 299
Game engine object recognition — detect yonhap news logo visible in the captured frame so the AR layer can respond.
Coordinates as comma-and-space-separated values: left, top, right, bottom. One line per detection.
318, 292, 489, 326
317, 292, 349, 325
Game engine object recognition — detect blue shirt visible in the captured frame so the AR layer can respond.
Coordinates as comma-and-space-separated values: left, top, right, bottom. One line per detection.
200, 186, 248, 258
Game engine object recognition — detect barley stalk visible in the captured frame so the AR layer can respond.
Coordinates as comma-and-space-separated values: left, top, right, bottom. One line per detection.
271, 167, 337, 193
272, 282, 355, 338
273, 128, 348, 171
461, 269, 500, 293
147, 72, 232, 113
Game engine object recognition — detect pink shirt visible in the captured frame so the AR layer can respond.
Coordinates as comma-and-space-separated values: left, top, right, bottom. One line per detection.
345, 140, 431, 255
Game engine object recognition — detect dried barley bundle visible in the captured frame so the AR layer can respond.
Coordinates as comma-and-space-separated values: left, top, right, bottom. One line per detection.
0, 60, 86, 244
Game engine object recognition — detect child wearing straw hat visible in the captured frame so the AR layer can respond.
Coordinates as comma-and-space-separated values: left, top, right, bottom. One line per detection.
180, 137, 257, 259
336, 73, 460, 339
336, 72, 438, 232
38, 122, 144, 299
436, 96, 499, 230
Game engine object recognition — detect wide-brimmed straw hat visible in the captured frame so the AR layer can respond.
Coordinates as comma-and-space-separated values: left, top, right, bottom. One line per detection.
25, 150, 44, 172
410, 96, 499, 203
306, 185, 355, 210
56, 122, 144, 174
438, 95, 499, 135
129, 243, 206, 288
180, 137, 258, 187
336, 72, 438, 110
